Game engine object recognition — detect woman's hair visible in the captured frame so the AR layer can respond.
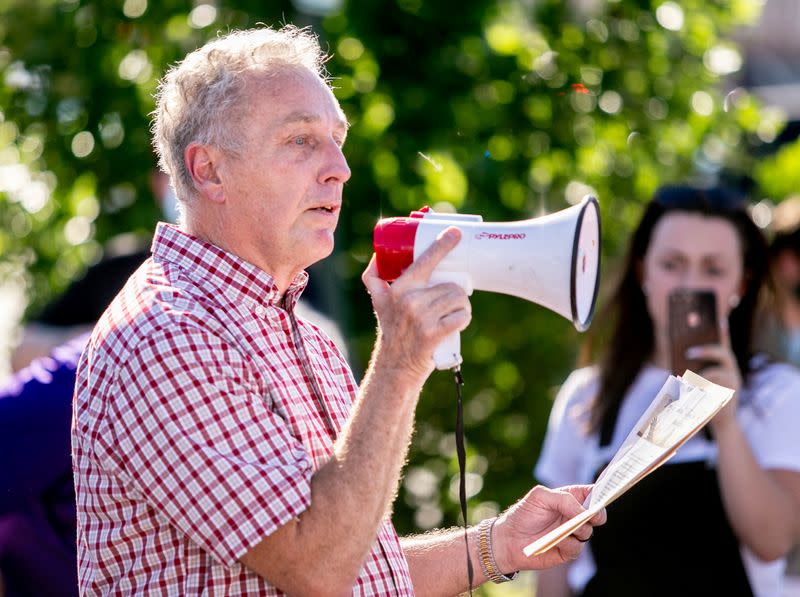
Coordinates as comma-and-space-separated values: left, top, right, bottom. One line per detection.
152, 25, 328, 204
582, 185, 771, 431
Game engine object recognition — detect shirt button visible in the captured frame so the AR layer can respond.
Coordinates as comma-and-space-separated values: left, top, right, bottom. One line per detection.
255, 306, 266, 318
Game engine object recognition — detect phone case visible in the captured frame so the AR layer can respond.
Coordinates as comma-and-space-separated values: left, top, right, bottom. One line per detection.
668, 290, 720, 376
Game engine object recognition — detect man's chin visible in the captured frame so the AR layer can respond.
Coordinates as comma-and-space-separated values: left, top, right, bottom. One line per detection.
308, 233, 335, 262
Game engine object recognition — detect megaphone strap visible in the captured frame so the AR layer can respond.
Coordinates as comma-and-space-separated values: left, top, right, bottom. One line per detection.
454, 367, 475, 594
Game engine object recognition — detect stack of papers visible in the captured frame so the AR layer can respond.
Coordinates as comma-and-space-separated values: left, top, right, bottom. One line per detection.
523, 370, 734, 557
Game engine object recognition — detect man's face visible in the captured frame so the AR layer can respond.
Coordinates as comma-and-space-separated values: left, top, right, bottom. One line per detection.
216, 67, 350, 284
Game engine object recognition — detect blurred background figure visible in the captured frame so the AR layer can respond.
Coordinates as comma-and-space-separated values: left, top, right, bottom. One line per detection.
7, 169, 168, 373
9, 245, 148, 373
758, 196, 800, 367
758, 195, 800, 589
535, 185, 800, 597
0, 173, 165, 596
0, 333, 87, 597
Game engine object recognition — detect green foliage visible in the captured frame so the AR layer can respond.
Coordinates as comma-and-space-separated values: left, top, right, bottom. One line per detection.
0, 0, 297, 312
1, 0, 769, 539
753, 137, 800, 202
330, 0, 767, 533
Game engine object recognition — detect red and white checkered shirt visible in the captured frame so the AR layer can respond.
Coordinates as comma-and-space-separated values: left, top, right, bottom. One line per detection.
72, 223, 414, 596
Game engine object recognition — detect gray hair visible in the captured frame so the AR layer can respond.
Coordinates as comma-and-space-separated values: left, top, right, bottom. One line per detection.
152, 25, 328, 204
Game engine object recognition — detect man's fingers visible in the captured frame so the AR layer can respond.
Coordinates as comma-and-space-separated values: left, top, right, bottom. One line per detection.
556, 536, 586, 562
531, 486, 586, 521
362, 255, 390, 301
589, 507, 607, 526
561, 484, 593, 505
408, 283, 472, 337
561, 485, 607, 526
437, 305, 472, 334
394, 227, 461, 289
571, 524, 593, 543
555, 485, 606, 531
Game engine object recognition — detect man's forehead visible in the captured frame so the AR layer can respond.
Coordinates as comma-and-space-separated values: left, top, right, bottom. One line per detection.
247, 70, 349, 130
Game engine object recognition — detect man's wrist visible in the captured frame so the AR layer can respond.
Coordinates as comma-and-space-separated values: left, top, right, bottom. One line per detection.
368, 350, 430, 394
477, 518, 519, 584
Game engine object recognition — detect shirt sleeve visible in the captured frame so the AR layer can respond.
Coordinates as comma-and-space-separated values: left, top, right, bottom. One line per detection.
101, 324, 314, 567
534, 368, 597, 488
747, 363, 800, 472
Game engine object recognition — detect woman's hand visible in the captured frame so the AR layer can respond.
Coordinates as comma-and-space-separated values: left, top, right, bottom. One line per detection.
685, 320, 741, 434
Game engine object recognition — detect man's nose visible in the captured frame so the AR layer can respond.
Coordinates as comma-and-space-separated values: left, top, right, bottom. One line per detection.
320, 139, 351, 185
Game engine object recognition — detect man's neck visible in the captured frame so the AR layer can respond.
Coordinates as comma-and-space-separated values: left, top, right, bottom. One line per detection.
183, 214, 294, 297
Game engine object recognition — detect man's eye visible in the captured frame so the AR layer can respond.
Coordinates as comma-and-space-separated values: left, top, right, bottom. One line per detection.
293, 136, 306, 146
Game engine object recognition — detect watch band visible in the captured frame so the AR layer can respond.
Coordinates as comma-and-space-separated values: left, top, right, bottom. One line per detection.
477, 517, 519, 584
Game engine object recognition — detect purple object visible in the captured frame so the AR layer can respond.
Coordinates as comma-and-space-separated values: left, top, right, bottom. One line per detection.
0, 333, 88, 597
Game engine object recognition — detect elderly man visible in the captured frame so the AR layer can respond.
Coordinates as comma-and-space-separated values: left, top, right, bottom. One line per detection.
72, 25, 604, 595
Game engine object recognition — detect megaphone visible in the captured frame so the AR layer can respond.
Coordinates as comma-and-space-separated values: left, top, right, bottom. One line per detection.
373, 195, 601, 370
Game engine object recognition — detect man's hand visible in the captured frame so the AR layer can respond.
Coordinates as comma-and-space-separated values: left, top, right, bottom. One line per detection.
491, 485, 606, 572
362, 227, 471, 381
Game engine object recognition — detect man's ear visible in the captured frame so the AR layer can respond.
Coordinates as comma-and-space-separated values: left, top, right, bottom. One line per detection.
185, 143, 225, 204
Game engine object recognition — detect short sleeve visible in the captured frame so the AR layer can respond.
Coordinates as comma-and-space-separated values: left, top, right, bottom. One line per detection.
535, 367, 598, 488
100, 325, 314, 567
745, 363, 800, 472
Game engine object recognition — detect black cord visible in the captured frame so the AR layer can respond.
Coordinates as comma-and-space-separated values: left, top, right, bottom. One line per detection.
454, 366, 474, 595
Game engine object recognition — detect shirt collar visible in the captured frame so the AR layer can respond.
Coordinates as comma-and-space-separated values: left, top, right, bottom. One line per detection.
150, 222, 308, 312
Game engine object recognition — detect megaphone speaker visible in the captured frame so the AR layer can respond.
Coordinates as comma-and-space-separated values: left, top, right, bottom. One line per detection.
373, 195, 601, 370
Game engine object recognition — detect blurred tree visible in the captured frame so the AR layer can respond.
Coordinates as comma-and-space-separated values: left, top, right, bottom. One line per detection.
0, 0, 772, 549
0, 0, 306, 316
329, 0, 770, 534
753, 136, 800, 203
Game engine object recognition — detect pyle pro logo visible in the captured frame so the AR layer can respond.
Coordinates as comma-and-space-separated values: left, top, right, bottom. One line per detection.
474, 231, 527, 240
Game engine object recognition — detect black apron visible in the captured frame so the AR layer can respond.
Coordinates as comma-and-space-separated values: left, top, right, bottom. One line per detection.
580, 402, 754, 597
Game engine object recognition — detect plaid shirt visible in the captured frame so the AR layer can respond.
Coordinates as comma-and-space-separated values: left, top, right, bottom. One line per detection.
72, 223, 414, 596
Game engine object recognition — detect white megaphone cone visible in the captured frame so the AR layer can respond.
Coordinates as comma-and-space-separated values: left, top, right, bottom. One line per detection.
373, 195, 601, 370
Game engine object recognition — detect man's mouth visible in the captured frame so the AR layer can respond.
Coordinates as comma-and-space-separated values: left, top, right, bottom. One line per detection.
310, 204, 340, 214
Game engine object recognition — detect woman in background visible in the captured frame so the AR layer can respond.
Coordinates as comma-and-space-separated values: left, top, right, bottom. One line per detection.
535, 185, 800, 597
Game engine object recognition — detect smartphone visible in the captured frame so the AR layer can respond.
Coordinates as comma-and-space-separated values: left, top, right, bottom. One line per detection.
668, 289, 720, 376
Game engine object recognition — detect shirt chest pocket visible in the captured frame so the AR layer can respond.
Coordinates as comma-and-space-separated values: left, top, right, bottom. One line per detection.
262, 371, 339, 468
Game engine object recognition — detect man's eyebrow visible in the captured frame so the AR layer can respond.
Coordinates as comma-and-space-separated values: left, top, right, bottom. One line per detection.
280, 111, 317, 125
277, 111, 350, 132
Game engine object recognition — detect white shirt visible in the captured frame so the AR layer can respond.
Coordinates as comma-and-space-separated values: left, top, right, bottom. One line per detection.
535, 360, 800, 597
